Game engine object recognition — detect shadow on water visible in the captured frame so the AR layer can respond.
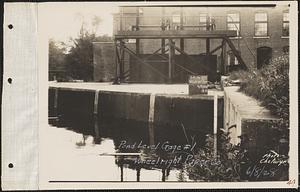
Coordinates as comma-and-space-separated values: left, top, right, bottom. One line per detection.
49, 113, 209, 182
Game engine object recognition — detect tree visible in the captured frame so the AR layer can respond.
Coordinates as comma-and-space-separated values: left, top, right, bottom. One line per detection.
49, 39, 67, 81
64, 19, 112, 81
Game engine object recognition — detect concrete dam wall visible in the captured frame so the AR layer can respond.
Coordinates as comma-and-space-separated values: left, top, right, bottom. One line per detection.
49, 87, 224, 134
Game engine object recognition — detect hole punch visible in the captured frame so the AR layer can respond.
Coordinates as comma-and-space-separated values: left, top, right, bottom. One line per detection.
8, 163, 14, 168
8, 78, 12, 84
8, 24, 13, 29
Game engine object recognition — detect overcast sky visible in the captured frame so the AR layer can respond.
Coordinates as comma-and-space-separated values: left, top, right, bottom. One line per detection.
40, 2, 119, 43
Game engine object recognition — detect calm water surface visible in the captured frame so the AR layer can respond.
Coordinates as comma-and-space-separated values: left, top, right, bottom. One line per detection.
48, 115, 208, 182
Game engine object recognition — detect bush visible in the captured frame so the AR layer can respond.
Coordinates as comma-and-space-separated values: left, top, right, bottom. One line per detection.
229, 55, 289, 129
186, 130, 247, 181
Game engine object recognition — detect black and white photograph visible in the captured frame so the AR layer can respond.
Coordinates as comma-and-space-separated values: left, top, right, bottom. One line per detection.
2, 1, 298, 190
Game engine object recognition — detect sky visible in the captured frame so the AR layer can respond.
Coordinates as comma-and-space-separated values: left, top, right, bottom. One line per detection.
40, 2, 119, 43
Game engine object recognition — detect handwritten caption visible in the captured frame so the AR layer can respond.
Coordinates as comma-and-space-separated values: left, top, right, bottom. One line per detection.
245, 150, 289, 179
118, 140, 220, 168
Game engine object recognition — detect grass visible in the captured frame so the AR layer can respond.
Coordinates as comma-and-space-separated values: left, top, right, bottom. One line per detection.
229, 55, 289, 129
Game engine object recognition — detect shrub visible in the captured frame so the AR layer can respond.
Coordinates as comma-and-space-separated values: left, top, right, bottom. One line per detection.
185, 130, 247, 181
229, 55, 289, 129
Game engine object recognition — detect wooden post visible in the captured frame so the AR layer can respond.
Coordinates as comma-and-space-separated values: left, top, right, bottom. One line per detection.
54, 88, 58, 115
120, 162, 124, 182
162, 168, 166, 182
136, 7, 140, 55
180, 7, 184, 53
168, 39, 175, 83
94, 116, 100, 144
136, 7, 140, 81
214, 93, 218, 134
114, 40, 119, 84
206, 38, 210, 55
94, 90, 100, 115
220, 40, 226, 75
148, 123, 155, 146
136, 167, 140, 182
206, 15, 210, 56
213, 93, 218, 157
148, 93, 156, 145
120, 40, 125, 82
161, 7, 165, 54
148, 94, 156, 123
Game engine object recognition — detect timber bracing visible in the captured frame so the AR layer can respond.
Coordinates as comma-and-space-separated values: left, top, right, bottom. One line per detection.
114, 31, 248, 83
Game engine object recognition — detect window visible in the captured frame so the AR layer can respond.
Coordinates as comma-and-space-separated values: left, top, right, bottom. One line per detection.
227, 12, 240, 36
171, 10, 185, 30
254, 12, 268, 36
172, 13, 181, 24
199, 13, 208, 31
282, 11, 289, 36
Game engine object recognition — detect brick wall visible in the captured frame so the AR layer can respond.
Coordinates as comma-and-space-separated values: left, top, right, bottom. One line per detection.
114, 4, 290, 70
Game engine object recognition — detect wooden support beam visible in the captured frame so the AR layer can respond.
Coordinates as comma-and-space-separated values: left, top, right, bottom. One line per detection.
223, 37, 248, 70
119, 40, 125, 82
143, 46, 195, 75
220, 40, 226, 75
209, 44, 223, 55
135, 8, 140, 81
119, 44, 169, 80
113, 40, 120, 84
136, 39, 140, 54
161, 39, 165, 54
115, 30, 237, 39
136, 7, 140, 55
206, 38, 210, 55
168, 39, 175, 83
144, 46, 166, 60
169, 42, 213, 74
161, 7, 166, 54
180, 39, 184, 53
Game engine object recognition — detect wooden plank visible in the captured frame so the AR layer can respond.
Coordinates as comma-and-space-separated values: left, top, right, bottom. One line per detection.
206, 38, 210, 55
121, 44, 169, 80
115, 30, 237, 39
168, 39, 175, 83
209, 44, 223, 55
224, 37, 248, 70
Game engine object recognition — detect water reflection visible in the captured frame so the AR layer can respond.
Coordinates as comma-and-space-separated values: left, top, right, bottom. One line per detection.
49, 114, 208, 182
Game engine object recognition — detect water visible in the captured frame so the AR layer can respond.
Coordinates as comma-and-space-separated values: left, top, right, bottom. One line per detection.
48, 115, 208, 182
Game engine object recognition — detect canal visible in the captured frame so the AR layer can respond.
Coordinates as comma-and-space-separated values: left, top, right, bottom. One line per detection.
48, 114, 210, 182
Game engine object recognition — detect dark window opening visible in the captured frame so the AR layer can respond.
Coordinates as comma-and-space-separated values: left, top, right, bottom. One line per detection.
257, 46, 272, 69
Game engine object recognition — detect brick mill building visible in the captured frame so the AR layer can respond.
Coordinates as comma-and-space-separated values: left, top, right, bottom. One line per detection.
93, 3, 289, 83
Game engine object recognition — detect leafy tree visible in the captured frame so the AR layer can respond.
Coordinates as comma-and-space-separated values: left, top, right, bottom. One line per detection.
64, 18, 112, 81
49, 39, 67, 81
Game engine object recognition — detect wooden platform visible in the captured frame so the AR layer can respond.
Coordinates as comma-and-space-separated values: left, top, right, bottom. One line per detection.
115, 30, 237, 39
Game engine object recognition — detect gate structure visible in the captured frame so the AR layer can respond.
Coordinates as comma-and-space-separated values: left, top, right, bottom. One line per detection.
113, 10, 248, 84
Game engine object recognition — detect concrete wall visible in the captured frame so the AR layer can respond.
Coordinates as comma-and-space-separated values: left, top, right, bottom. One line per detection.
223, 86, 282, 152
49, 87, 223, 133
